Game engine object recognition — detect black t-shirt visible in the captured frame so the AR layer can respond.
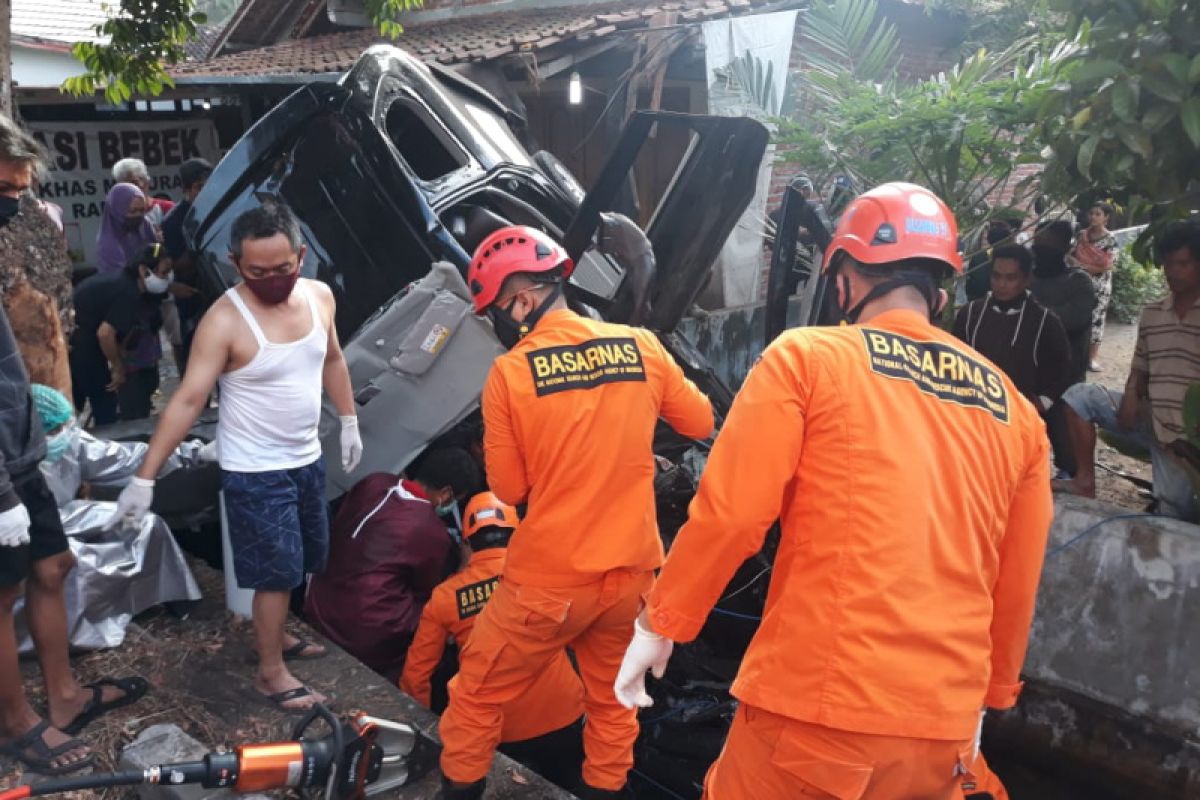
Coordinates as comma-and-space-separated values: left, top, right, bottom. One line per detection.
161, 200, 190, 259
70, 271, 141, 361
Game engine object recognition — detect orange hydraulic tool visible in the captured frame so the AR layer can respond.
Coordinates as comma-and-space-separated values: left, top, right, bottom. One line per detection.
0, 706, 437, 800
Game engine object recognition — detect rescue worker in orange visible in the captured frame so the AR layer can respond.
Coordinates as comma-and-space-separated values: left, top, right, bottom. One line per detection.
614, 183, 1053, 799
438, 226, 715, 799
401, 492, 585, 788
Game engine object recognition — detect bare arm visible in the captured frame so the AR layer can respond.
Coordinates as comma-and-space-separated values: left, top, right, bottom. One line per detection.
1118, 369, 1148, 431
97, 322, 122, 367
317, 283, 354, 416
97, 322, 124, 389
1120, 314, 1151, 430
134, 305, 229, 480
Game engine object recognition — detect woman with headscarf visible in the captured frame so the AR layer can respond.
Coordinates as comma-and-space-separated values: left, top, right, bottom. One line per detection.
94, 183, 156, 274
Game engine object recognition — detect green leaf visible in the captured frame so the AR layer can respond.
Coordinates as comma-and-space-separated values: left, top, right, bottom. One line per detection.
1114, 123, 1153, 158
1112, 79, 1138, 121
191, 12, 207, 23
1142, 103, 1178, 131
1077, 133, 1101, 179
1163, 53, 1191, 84
1181, 98, 1200, 149
1141, 70, 1185, 101
1070, 58, 1124, 84
1190, 53, 1200, 84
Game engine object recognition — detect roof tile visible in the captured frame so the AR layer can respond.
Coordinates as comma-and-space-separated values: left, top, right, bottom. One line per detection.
173, 0, 781, 79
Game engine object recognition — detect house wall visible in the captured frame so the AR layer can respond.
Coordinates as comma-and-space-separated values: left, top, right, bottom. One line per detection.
520, 77, 703, 225
12, 45, 87, 90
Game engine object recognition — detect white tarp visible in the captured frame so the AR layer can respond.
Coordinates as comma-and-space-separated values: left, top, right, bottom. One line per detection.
702, 9, 798, 307
26, 120, 221, 265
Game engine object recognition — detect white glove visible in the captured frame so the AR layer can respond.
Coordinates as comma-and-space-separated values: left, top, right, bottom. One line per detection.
104, 476, 155, 531
0, 504, 31, 547
340, 416, 363, 473
973, 709, 986, 762
198, 440, 219, 463
613, 616, 674, 710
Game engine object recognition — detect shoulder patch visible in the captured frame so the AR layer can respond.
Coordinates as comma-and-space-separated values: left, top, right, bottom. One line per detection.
859, 329, 1010, 423
525, 336, 647, 396
456, 576, 499, 620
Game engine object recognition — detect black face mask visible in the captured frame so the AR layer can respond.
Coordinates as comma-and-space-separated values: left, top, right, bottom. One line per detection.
0, 195, 20, 227
486, 282, 564, 349
487, 305, 524, 349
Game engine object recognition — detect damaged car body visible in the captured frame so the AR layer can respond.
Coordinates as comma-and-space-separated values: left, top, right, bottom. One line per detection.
185, 45, 770, 797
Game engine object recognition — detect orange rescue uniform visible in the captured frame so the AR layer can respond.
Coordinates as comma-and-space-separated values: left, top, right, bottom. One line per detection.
439, 309, 714, 789
399, 547, 584, 742
645, 309, 1053, 798
962, 751, 1010, 800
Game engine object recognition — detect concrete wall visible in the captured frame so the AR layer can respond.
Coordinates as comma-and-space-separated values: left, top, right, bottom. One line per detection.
988, 494, 1200, 797
678, 298, 804, 391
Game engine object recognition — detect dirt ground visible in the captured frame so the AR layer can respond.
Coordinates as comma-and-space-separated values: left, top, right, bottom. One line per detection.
1, 558, 561, 800
1083, 321, 1156, 511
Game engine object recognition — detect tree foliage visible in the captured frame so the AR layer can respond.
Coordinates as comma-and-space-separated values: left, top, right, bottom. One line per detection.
63, 0, 207, 104
1030, 0, 1200, 251
61, 0, 424, 102
777, 0, 1062, 241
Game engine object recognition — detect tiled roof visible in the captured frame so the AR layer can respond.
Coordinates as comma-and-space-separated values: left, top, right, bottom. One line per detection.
173, 0, 769, 79
12, 0, 109, 46
183, 25, 227, 62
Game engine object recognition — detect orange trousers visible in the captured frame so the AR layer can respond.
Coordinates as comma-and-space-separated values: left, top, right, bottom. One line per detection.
702, 705, 977, 799
439, 568, 653, 789
960, 751, 1009, 800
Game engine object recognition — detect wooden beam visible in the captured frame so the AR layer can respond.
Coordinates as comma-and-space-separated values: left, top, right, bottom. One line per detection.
534, 37, 625, 80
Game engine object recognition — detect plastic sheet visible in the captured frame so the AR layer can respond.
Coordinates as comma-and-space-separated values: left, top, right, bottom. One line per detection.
13, 433, 205, 652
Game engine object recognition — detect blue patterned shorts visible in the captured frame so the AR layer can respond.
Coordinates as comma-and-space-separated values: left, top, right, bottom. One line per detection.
221, 456, 330, 591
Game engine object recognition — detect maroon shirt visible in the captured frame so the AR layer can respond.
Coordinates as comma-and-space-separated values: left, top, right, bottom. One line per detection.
304, 474, 453, 677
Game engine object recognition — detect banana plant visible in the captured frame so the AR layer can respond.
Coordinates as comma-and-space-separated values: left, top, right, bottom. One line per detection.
776, 0, 1062, 243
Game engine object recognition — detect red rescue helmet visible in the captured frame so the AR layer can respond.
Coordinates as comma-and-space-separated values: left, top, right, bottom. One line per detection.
821, 182, 962, 275
462, 492, 519, 540
467, 226, 574, 314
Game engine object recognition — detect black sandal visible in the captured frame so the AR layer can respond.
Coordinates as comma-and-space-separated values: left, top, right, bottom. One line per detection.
0, 720, 95, 775
259, 686, 326, 715
61, 676, 150, 735
282, 638, 327, 661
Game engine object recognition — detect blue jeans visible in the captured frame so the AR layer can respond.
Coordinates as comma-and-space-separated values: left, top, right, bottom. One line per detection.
1062, 383, 1198, 520
221, 456, 330, 590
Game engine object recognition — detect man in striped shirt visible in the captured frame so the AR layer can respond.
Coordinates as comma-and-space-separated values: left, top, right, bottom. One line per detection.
1058, 221, 1200, 520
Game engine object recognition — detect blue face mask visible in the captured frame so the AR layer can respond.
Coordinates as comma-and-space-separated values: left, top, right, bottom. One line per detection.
45, 425, 79, 463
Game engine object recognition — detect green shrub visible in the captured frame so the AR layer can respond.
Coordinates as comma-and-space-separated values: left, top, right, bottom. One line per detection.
1108, 247, 1167, 324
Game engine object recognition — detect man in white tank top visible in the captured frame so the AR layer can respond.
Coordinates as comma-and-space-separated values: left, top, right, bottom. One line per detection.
105, 203, 362, 712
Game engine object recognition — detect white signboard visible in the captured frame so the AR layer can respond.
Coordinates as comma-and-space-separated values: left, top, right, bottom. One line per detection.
27, 120, 221, 264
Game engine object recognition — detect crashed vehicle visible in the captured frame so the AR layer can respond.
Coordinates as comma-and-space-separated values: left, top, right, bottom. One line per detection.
185, 45, 770, 798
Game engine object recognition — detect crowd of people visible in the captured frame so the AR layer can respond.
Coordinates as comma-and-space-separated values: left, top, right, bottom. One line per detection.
2, 100, 1199, 800
70, 155, 212, 425
953, 203, 1200, 522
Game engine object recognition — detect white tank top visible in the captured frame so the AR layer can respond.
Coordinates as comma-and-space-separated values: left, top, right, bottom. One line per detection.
216, 282, 328, 473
